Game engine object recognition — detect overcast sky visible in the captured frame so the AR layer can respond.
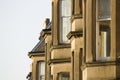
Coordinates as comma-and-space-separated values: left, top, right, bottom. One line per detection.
0, 0, 51, 80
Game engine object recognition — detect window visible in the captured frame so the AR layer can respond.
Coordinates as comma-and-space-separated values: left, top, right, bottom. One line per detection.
38, 62, 45, 80
59, 0, 71, 43
96, 0, 111, 60
97, 0, 110, 20
58, 72, 70, 80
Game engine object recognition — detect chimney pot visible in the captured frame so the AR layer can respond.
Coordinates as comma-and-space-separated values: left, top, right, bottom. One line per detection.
43, 18, 50, 29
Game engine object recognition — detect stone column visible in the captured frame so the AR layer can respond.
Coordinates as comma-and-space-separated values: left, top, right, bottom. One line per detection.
85, 0, 93, 62
32, 60, 37, 80
45, 35, 52, 80
52, 0, 59, 46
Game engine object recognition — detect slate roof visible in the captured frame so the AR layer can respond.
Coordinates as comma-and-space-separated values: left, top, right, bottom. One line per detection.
28, 37, 45, 57
28, 22, 51, 57
31, 37, 45, 53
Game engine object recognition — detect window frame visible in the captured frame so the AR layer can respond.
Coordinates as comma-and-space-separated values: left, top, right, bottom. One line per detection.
59, 0, 71, 43
96, 0, 111, 61
37, 61, 45, 80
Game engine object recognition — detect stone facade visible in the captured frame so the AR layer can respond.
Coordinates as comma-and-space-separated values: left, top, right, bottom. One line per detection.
27, 0, 120, 80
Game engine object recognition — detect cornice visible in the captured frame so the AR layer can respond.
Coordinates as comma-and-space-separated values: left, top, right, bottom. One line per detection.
28, 51, 45, 58
67, 31, 83, 40
39, 29, 51, 39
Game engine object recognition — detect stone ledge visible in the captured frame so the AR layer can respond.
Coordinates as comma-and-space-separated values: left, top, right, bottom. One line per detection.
71, 14, 82, 22
81, 61, 117, 70
39, 29, 51, 39
48, 58, 71, 64
67, 31, 83, 40
51, 44, 71, 50
28, 51, 45, 58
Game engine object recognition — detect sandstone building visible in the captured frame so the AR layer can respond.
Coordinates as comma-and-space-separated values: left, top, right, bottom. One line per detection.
27, 0, 120, 80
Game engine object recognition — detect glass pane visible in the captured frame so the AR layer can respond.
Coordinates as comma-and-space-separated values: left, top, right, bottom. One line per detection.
61, 0, 70, 16
61, 17, 71, 42
40, 62, 45, 75
98, 0, 110, 19
38, 62, 45, 80
60, 0, 71, 43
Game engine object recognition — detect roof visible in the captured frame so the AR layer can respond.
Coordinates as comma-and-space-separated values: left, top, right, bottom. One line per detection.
28, 21, 52, 57
31, 37, 45, 52
28, 37, 45, 57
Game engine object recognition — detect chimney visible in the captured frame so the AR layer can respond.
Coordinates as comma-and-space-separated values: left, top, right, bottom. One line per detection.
43, 18, 50, 29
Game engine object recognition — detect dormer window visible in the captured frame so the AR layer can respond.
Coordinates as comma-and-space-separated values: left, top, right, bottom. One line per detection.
59, 0, 71, 43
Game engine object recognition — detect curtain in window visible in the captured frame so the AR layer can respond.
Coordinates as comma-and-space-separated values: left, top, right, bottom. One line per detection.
99, 21, 110, 58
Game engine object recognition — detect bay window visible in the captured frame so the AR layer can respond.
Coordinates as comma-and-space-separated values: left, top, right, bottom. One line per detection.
59, 0, 71, 43
96, 0, 111, 60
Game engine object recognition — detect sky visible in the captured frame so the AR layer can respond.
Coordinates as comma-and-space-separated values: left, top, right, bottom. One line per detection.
0, 0, 51, 80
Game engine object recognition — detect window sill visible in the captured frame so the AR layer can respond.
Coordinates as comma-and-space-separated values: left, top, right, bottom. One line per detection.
96, 57, 111, 62
97, 18, 111, 21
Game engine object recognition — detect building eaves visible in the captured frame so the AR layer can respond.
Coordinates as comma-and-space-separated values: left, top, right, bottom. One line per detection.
28, 51, 45, 58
